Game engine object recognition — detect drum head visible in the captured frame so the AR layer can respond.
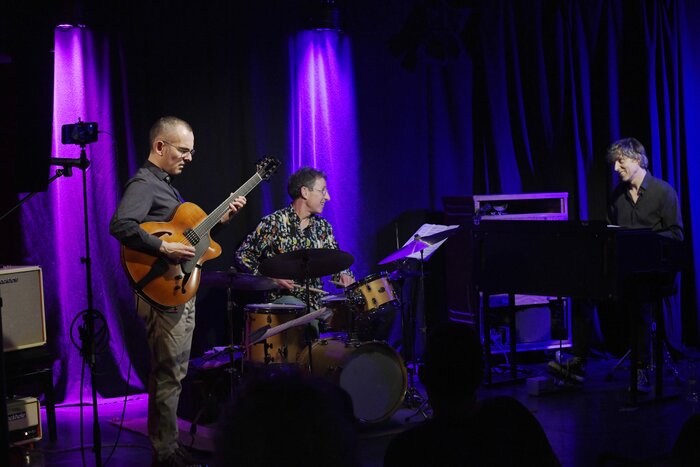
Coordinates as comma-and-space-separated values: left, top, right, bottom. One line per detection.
345, 271, 389, 292
338, 342, 407, 423
321, 294, 348, 304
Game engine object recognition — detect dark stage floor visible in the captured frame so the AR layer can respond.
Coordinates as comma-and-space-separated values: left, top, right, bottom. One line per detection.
12, 351, 700, 467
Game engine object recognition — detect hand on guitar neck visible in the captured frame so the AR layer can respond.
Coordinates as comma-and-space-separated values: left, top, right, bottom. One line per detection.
219, 195, 247, 224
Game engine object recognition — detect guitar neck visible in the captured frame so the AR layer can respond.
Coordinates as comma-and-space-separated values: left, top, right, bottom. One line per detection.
194, 172, 264, 236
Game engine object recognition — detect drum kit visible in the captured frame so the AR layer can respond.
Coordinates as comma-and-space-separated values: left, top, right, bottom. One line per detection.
200, 228, 461, 424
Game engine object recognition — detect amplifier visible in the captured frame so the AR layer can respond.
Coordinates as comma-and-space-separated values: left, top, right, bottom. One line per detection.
0, 265, 47, 352
7, 396, 42, 446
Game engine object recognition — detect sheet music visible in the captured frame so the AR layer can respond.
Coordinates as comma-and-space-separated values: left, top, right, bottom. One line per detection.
403, 224, 460, 261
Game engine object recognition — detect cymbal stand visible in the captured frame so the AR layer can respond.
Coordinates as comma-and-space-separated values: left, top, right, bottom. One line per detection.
225, 284, 241, 395
302, 257, 314, 373
404, 248, 429, 421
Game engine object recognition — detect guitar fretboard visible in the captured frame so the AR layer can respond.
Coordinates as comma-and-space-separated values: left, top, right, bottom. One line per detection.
194, 172, 264, 237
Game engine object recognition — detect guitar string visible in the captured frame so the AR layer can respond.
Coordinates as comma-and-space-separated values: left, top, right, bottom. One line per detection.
173, 171, 265, 247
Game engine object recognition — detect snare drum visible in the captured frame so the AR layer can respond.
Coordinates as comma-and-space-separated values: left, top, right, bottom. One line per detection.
346, 272, 398, 314
297, 338, 407, 423
244, 303, 307, 365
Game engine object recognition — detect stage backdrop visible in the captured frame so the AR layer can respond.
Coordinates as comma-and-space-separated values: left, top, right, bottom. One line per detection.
2, 0, 699, 401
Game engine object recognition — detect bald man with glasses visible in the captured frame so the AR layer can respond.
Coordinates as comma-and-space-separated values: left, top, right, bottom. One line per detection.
110, 116, 246, 467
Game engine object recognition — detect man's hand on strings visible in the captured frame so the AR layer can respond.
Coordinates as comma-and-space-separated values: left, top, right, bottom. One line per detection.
160, 241, 196, 261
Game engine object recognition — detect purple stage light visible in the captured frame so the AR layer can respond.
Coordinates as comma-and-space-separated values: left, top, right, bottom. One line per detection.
289, 30, 366, 278
20, 25, 143, 403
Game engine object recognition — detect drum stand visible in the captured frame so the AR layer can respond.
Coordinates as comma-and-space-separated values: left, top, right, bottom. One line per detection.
225, 285, 243, 394
302, 269, 315, 373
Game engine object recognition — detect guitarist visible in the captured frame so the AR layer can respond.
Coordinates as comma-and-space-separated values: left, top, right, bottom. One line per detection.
110, 116, 246, 467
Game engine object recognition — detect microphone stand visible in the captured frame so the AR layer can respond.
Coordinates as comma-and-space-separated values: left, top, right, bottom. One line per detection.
73, 145, 103, 467
0, 169, 70, 223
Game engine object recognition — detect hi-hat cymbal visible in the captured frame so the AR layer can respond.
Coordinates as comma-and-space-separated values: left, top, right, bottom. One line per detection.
378, 226, 461, 265
259, 248, 354, 281
201, 270, 278, 291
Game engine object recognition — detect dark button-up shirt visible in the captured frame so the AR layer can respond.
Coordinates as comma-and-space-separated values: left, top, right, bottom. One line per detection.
608, 172, 683, 241
110, 161, 183, 253
235, 204, 353, 308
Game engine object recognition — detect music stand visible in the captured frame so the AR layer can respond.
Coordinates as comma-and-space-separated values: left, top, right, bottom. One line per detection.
379, 224, 460, 418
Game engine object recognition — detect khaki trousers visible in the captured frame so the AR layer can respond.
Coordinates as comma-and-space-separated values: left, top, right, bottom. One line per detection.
137, 295, 196, 461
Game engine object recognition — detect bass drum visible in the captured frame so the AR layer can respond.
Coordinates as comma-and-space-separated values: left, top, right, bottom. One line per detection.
298, 338, 407, 424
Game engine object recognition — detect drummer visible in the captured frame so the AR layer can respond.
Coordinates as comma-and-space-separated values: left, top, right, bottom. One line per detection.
234, 167, 355, 317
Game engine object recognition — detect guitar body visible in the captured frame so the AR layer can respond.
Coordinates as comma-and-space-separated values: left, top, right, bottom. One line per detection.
121, 202, 222, 308
119, 156, 280, 309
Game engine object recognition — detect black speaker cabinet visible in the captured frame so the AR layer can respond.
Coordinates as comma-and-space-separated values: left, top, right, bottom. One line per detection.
1, 265, 47, 352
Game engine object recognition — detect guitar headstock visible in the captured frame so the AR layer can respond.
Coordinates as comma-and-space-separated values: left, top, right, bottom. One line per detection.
256, 156, 281, 181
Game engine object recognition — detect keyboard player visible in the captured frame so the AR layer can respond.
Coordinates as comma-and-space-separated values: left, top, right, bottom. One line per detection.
548, 137, 684, 391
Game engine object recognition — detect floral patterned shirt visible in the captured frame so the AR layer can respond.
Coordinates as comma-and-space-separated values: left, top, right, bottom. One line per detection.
235, 204, 353, 308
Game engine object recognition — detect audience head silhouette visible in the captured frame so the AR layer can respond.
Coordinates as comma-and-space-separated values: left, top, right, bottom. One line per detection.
418, 320, 484, 416
216, 369, 359, 467
385, 320, 560, 467
670, 413, 700, 466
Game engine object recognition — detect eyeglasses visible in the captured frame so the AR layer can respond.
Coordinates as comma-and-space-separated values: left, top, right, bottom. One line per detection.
162, 140, 195, 158
310, 187, 328, 196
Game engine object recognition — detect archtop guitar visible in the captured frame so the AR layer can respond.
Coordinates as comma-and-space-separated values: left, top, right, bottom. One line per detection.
121, 156, 280, 309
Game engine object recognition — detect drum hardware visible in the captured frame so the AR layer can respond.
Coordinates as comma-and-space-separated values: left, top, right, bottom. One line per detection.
259, 249, 355, 373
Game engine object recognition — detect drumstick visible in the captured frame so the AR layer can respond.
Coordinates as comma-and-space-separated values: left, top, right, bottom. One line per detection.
329, 280, 346, 288
293, 285, 328, 295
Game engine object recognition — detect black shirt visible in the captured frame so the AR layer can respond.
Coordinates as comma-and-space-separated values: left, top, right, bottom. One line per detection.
109, 161, 183, 253
607, 172, 683, 241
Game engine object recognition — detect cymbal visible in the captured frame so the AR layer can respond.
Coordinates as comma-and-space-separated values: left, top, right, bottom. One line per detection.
259, 248, 354, 281
378, 226, 461, 265
201, 270, 278, 291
